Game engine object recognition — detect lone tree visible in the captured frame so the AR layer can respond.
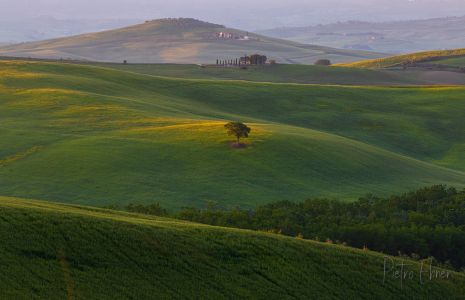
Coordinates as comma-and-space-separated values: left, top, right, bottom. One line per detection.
314, 59, 332, 66
224, 122, 251, 144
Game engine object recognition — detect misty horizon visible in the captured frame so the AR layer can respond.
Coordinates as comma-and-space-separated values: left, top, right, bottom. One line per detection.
3, 0, 465, 30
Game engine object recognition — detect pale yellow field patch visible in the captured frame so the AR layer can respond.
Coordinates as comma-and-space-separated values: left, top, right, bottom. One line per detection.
106, 117, 198, 128
58, 104, 130, 116
0, 63, 44, 81
5, 88, 84, 109
116, 119, 272, 144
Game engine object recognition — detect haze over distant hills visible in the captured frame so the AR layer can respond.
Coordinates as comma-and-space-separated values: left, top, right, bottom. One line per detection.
258, 16, 465, 54
0, 18, 383, 64
0, 17, 138, 44
4, 0, 465, 31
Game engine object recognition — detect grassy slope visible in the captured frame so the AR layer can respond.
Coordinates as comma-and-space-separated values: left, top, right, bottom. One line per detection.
92, 62, 438, 85
1, 196, 464, 299
0, 18, 382, 64
339, 48, 465, 69
1, 60, 465, 209
430, 56, 465, 67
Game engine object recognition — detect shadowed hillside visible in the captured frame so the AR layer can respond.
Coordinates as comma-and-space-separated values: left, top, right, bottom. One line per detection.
0, 18, 384, 64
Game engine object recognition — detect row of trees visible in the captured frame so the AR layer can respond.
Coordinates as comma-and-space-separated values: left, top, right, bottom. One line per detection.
216, 54, 268, 66
119, 185, 465, 271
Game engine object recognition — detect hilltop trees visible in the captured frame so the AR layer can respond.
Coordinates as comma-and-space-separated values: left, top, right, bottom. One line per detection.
224, 122, 251, 144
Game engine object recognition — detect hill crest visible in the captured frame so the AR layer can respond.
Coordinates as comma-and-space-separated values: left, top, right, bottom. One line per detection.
141, 18, 225, 28
0, 18, 384, 64
339, 48, 465, 69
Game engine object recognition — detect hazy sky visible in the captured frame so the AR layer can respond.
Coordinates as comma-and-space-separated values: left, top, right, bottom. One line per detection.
2, 0, 465, 29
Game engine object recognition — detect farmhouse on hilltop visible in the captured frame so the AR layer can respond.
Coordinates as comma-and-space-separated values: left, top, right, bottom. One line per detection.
215, 31, 252, 41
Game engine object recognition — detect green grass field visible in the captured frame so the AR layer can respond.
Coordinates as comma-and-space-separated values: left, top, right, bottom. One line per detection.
1, 196, 464, 299
10, 58, 465, 85
1, 60, 465, 209
429, 56, 465, 67
92, 63, 435, 85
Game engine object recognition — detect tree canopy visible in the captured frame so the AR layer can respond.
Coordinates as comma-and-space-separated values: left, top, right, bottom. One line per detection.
123, 185, 465, 271
224, 122, 251, 144
315, 59, 332, 66
176, 185, 465, 271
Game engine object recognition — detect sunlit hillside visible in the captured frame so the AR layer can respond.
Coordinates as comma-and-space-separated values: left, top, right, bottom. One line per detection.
339, 48, 465, 69
1, 60, 465, 209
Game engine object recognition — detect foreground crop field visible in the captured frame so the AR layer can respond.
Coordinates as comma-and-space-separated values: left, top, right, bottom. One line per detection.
1, 196, 464, 299
1, 60, 465, 208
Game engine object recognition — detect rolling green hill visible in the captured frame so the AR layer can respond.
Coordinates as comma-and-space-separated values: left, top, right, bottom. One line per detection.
1, 196, 464, 299
428, 56, 465, 68
1, 60, 465, 209
339, 48, 465, 69
0, 18, 384, 64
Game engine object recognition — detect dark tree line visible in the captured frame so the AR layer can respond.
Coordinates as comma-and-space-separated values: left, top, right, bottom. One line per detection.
216, 54, 268, 66
120, 185, 465, 271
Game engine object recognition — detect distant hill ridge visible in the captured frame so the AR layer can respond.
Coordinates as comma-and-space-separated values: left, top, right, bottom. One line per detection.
143, 18, 225, 28
258, 15, 465, 54
0, 18, 384, 64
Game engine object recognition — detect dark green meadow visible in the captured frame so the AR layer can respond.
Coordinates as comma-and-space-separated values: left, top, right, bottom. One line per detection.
1, 197, 464, 299
429, 56, 465, 67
